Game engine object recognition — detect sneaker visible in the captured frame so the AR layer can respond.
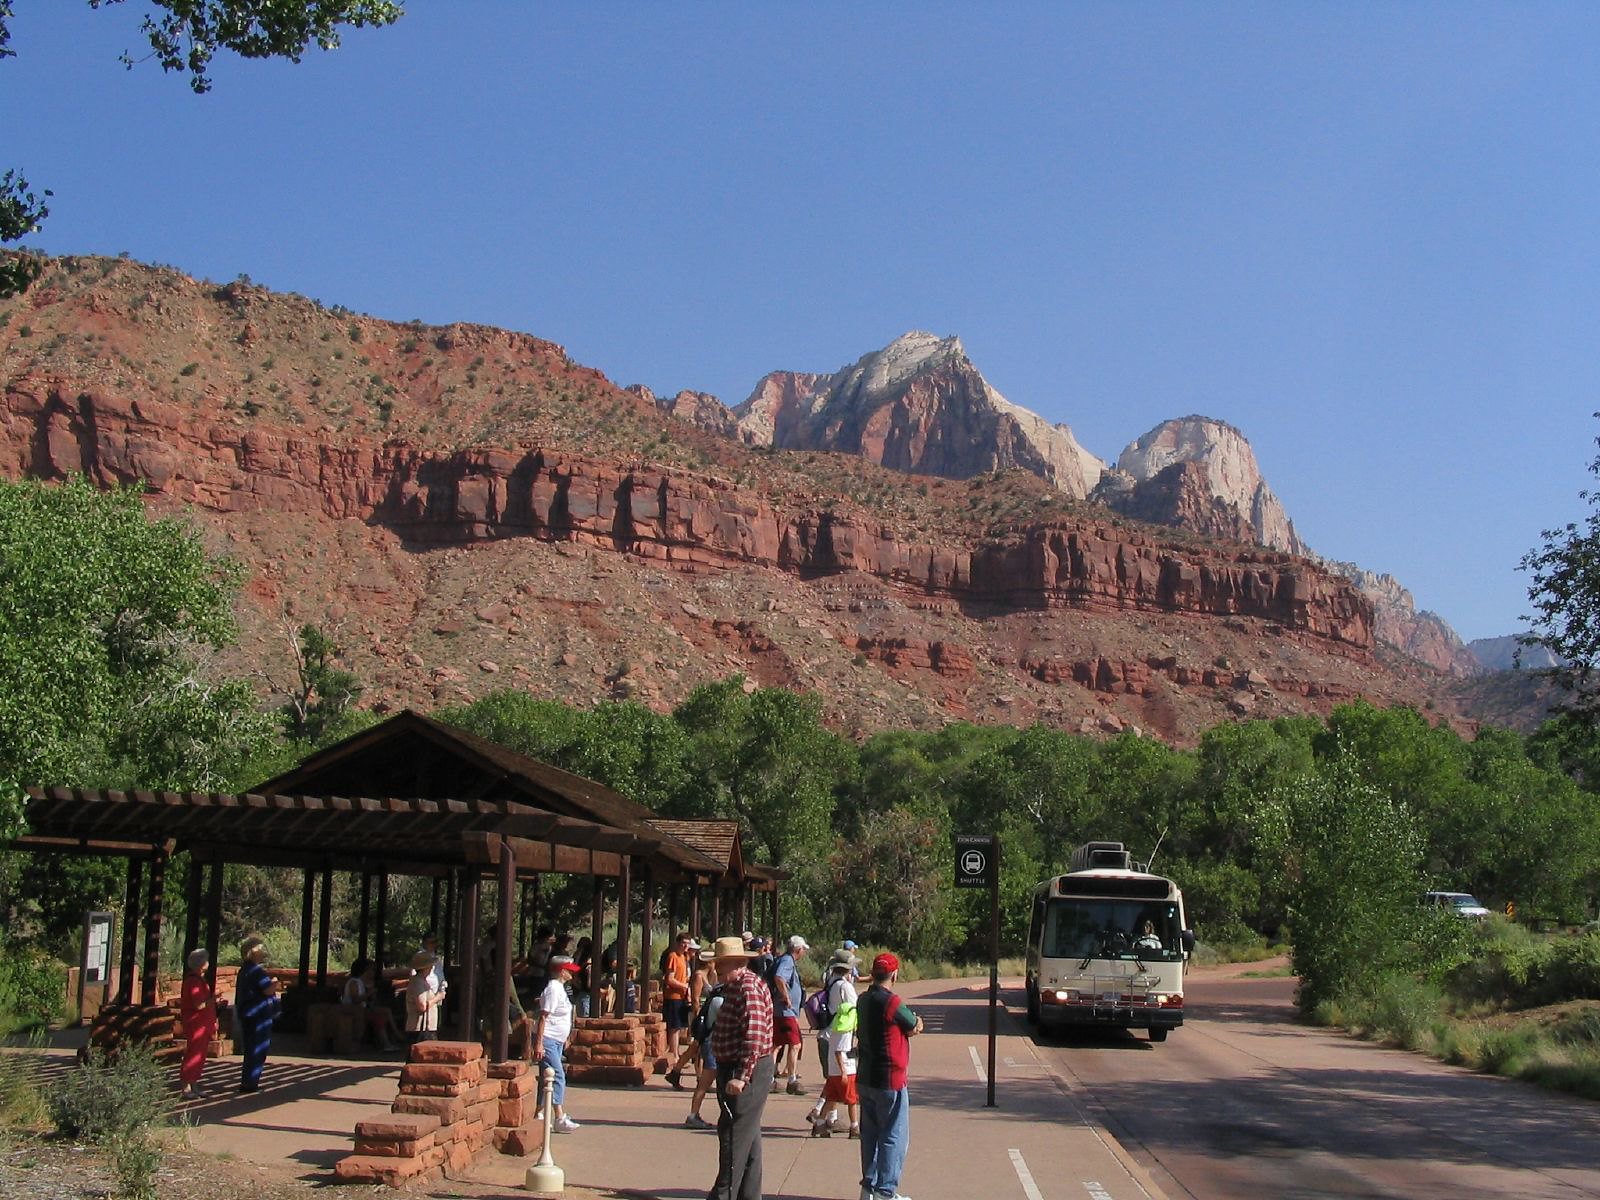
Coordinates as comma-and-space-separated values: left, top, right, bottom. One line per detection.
848, 1124, 860, 1140
553, 1116, 580, 1133
666, 1069, 683, 1090
684, 1113, 713, 1130
786, 1077, 804, 1095
810, 1122, 831, 1138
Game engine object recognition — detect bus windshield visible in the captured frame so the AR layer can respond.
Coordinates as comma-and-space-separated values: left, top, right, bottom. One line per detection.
1044, 898, 1183, 962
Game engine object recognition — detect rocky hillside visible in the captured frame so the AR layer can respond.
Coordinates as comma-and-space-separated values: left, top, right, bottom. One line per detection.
0, 255, 1476, 743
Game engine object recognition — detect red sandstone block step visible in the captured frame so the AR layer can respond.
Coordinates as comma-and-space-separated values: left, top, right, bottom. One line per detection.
354, 1114, 439, 1141
353, 1135, 433, 1158
493, 1122, 544, 1156
408, 1039, 484, 1064
402, 1060, 486, 1087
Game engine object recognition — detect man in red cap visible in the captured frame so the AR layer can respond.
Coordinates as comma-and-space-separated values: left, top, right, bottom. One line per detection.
855, 951, 923, 1200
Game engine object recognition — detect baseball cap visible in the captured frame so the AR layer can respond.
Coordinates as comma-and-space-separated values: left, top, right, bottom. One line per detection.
548, 955, 580, 974
873, 952, 900, 976
787, 935, 809, 952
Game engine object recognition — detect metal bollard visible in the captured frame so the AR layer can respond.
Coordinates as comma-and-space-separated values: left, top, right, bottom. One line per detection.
524, 1063, 564, 1194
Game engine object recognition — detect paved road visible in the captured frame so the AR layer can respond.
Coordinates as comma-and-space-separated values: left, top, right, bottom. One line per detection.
1027, 965, 1600, 1200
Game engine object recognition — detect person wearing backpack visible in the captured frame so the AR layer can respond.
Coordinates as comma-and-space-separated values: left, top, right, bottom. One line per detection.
769, 934, 808, 1094
681, 971, 723, 1130
808, 948, 860, 1135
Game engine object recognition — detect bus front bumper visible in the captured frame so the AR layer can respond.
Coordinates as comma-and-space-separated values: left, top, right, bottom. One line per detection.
1037, 990, 1184, 1031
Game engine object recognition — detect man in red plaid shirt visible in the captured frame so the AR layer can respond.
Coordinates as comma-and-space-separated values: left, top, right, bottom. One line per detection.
704, 934, 774, 1200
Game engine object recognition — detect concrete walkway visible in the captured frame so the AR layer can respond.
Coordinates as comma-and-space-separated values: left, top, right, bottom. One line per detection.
70, 977, 1166, 1200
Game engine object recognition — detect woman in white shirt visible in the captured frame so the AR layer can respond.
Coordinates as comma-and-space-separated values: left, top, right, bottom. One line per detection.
533, 955, 582, 1133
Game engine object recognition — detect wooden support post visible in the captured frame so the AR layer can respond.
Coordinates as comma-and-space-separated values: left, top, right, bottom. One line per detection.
667, 884, 680, 945
443, 869, 457, 972
203, 861, 223, 992
356, 871, 372, 962
711, 886, 722, 941
613, 857, 632, 1016
316, 866, 332, 988
182, 856, 203, 959
639, 867, 655, 1016
689, 884, 701, 944
374, 868, 389, 970
769, 885, 780, 948
118, 858, 143, 1005
492, 843, 516, 1063
456, 873, 481, 1043
588, 877, 604, 1017
516, 879, 528, 959
429, 876, 442, 939
140, 850, 166, 1007
298, 868, 315, 990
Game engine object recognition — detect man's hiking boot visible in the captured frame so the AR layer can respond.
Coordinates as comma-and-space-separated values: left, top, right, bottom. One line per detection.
685, 1113, 713, 1130
665, 1069, 683, 1090
786, 1077, 804, 1095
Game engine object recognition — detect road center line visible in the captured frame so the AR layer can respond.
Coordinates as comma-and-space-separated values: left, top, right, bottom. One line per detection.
1008, 1148, 1045, 1200
968, 1044, 987, 1083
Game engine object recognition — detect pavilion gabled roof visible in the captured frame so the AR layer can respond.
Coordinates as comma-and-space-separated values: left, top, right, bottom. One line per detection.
253, 710, 727, 878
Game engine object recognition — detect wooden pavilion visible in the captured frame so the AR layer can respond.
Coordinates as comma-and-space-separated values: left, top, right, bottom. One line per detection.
13, 710, 786, 1064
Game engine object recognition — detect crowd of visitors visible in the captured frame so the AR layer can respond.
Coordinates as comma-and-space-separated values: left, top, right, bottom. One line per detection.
180, 921, 920, 1200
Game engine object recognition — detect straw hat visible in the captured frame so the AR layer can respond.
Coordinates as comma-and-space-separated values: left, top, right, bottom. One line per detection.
411, 949, 436, 971
699, 934, 758, 962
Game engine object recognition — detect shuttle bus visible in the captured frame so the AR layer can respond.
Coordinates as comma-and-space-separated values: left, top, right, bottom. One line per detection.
1024, 841, 1194, 1042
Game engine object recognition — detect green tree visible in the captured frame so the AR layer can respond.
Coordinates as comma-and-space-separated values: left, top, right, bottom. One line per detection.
0, 1, 403, 297
0, 477, 275, 836
672, 678, 848, 867
1521, 424, 1600, 724
279, 623, 363, 744
1266, 753, 1447, 1011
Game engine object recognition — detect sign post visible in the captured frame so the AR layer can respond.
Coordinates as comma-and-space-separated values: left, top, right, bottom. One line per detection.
954, 833, 1000, 1108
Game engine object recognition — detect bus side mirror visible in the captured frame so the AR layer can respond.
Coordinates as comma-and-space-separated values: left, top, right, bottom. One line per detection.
1180, 930, 1196, 954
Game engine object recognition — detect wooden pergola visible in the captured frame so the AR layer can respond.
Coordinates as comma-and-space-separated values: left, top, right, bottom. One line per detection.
12, 710, 787, 1064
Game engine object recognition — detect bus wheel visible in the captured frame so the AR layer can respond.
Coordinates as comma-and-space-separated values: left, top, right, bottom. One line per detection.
1148, 1027, 1168, 1043
1026, 984, 1040, 1025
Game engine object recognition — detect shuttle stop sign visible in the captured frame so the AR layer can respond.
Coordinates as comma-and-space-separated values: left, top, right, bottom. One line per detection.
955, 834, 996, 888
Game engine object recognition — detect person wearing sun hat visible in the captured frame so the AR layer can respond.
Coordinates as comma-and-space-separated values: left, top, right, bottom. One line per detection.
856, 950, 923, 1200
405, 948, 446, 1046
702, 934, 773, 1200
534, 955, 583, 1133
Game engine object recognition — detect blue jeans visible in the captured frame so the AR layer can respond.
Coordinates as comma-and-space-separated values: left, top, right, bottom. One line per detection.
858, 1085, 910, 1198
540, 1036, 567, 1107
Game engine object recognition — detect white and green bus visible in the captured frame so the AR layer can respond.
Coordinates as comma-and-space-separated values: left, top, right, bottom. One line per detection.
1024, 841, 1195, 1043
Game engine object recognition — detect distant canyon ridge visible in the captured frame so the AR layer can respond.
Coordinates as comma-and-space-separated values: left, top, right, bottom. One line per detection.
0, 255, 1543, 741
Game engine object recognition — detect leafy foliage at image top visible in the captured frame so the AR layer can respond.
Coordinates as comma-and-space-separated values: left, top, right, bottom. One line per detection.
0, 1, 403, 297
1523, 420, 1600, 726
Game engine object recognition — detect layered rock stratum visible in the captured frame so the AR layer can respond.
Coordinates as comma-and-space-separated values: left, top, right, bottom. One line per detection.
0, 255, 1477, 742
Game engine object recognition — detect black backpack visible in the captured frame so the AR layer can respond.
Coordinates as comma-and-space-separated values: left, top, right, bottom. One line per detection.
691, 984, 723, 1042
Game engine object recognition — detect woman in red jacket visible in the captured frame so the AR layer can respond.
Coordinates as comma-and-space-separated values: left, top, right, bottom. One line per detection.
179, 948, 216, 1099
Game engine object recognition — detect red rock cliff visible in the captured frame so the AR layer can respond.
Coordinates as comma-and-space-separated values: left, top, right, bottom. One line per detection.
3, 379, 1374, 652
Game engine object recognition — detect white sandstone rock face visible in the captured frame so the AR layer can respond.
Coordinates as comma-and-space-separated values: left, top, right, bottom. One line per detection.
1116, 416, 1307, 556
734, 332, 1106, 498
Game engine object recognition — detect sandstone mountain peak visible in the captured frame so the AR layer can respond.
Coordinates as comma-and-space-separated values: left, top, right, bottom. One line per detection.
1097, 415, 1307, 558
731, 331, 1106, 497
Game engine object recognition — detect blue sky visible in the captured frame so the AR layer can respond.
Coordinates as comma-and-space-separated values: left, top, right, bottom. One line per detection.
5, 3, 1599, 643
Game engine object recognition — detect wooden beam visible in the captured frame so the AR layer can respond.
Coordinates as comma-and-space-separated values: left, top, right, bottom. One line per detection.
118, 858, 142, 1005
613, 856, 632, 1017
204, 860, 223, 992
298, 868, 315, 989
182, 856, 203, 960
139, 850, 165, 1007
316, 865, 333, 988
456, 873, 481, 1043
492, 842, 516, 1064
589, 877, 604, 1017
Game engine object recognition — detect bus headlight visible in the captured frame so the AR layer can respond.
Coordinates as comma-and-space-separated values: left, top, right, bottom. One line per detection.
1053, 989, 1077, 1002
1151, 993, 1169, 1005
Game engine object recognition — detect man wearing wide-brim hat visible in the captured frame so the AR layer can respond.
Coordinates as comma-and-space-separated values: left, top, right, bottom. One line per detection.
700, 934, 774, 1200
